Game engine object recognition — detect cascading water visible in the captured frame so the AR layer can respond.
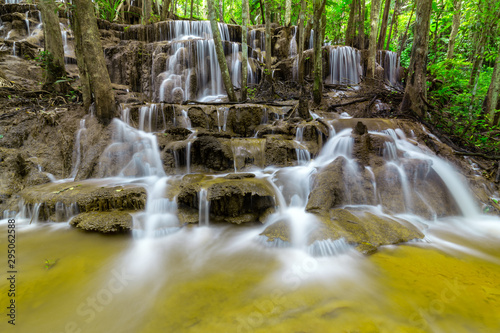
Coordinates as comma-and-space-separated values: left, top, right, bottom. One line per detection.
294, 126, 311, 165
155, 21, 248, 103
25, 11, 30, 36
378, 50, 401, 86
69, 119, 86, 179
290, 26, 298, 80
326, 46, 363, 85
99, 119, 165, 178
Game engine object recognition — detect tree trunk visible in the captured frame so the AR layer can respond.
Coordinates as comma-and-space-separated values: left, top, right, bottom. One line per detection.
297, 0, 308, 118
357, 0, 366, 49
69, 10, 91, 111
385, 0, 400, 50
345, 0, 358, 46
284, 0, 291, 26
485, 51, 500, 125
73, 0, 116, 124
400, 0, 433, 118
431, 0, 443, 64
241, 0, 249, 100
219, 0, 224, 22
38, 0, 68, 93
366, 0, 381, 79
469, 33, 487, 87
161, 0, 172, 20
377, 0, 391, 50
397, 1, 416, 59
259, 0, 265, 24
264, 0, 272, 80
190, 0, 194, 19
312, 0, 326, 105
207, 0, 237, 101
142, 0, 152, 24
446, 0, 462, 59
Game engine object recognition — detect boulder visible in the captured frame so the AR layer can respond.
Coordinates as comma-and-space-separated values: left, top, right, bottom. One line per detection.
19, 181, 146, 222
261, 208, 424, 254
70, 211, 133, 233
176, 174, 276, 224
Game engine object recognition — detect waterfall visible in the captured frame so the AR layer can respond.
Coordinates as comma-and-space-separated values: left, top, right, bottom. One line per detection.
198, 188, 210, 226
379, 50, 401, 86
290, 26, 298, 80
294, 126, 311, 165
99, 119, 166, 178
155, 21, 242, 103
69, 119, 87, 179
309, 29, 314, 49
326, 46, 363, 85
25, 11, 30, 36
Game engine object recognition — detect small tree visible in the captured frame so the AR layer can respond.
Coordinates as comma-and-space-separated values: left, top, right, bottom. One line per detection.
312, 0, 326, 105
73, 0, 116, 124
366, 0, 381, 79
400, 0, 433, 118
38, 0, 69, 93
207, 0, 237, 101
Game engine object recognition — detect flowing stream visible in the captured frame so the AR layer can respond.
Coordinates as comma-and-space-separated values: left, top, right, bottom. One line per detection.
2, 105, 500, 332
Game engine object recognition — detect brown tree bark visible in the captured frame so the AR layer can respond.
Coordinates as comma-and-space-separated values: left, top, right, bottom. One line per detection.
297, 0, 308, 118
259, 0, 265, 24
366, 0, 381, 78
485, 51, 500, 125
377, 0, 391, 50
312, 0, 327, 104
285, 0, 292, 26
161, 0, 172, 20
345, 0, 358, 46
38, 0, 68, 93
207, 0, 237, 101
357, 0, 366, 49
219, 0, 224, 22
385, 0, 400, 49
446, 0, 462, 59
143, 0, 152, 23
400, 0, 433, 118
69, 9, 91, 111
73, 0, 116, 124
264, 0, 272, 81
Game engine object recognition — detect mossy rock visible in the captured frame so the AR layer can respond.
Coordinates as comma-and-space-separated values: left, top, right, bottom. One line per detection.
261, 208, 424, 254
19, 181, 146, 221
70, 211, 133, 233
177, 174, 276, 224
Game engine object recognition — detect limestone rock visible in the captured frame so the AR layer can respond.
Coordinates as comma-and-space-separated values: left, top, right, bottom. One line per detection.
70, 211, 133, 233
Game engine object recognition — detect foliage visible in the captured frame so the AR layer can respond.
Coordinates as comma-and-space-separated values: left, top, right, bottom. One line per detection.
427, 58, 499, 153
96, 0, 123, 21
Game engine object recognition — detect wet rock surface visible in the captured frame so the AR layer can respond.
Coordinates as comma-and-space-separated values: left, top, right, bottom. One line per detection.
70, 211, 133, 233
261, 208, 424, 254
18, 181, 146, 222
176, 174, 276, 224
